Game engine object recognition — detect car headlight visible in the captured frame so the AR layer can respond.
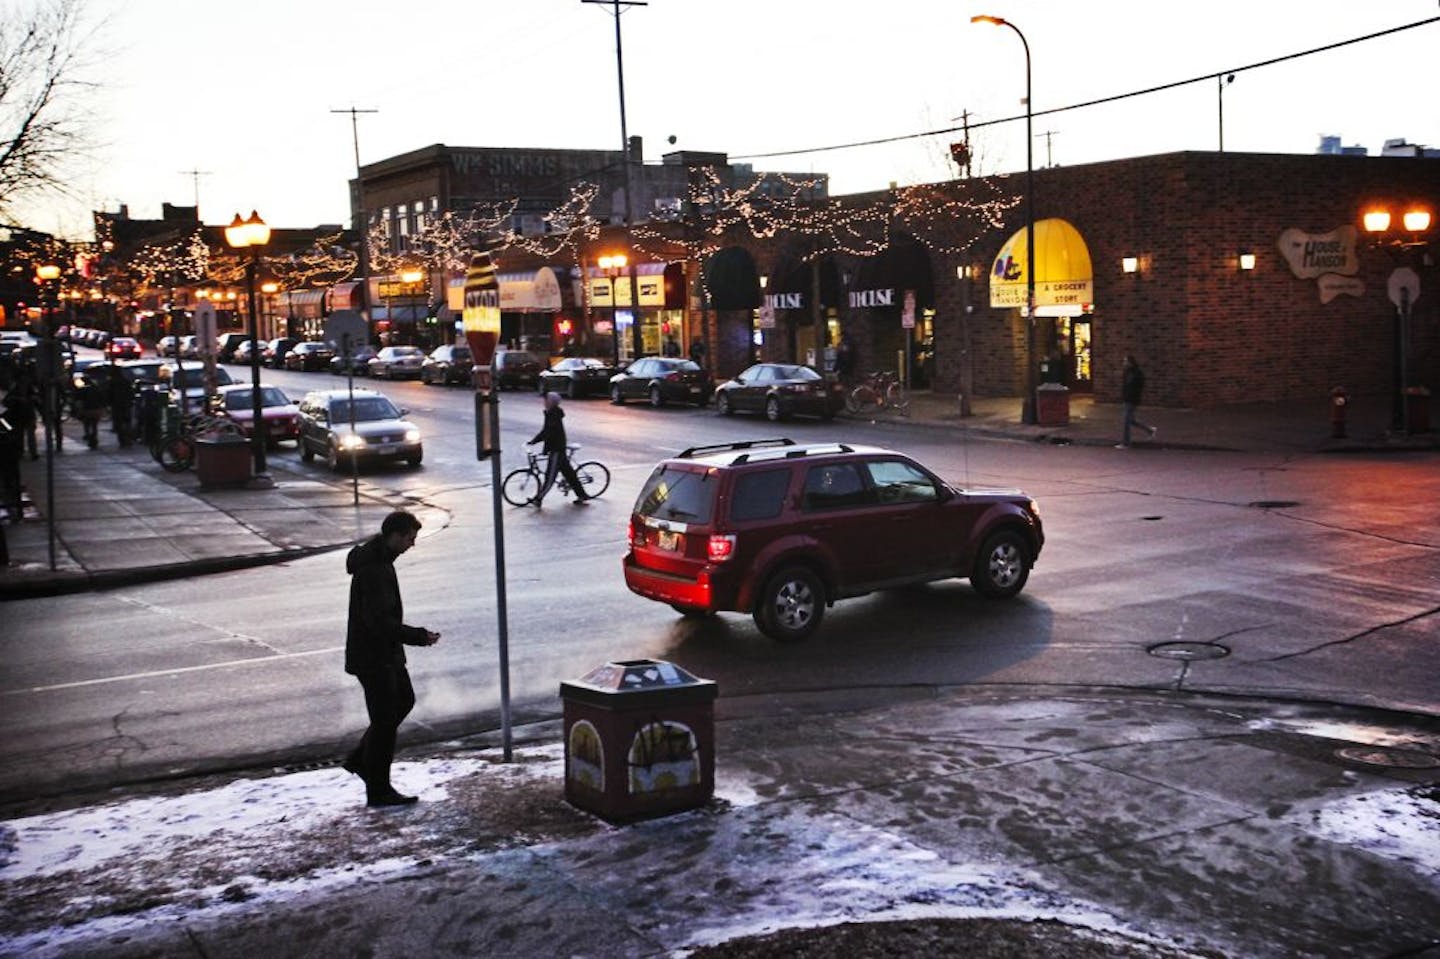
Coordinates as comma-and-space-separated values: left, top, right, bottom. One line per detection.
404, 428, 421, 443
339, 433, 366, 451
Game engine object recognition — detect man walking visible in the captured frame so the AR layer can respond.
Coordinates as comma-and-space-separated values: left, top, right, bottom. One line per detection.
342, 510, 441, 807
527, 391, 590, 507
1117, 353, 1157, 448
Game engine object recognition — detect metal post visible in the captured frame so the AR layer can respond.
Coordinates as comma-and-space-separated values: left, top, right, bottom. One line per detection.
487, 390, 513, 762
244, 253, 270, 482
1019, 25, 1037, 425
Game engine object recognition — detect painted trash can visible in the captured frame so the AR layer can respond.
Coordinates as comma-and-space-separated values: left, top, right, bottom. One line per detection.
1036, 382, 1070, 427
560, 659, 717, 822
194, 433, 252, 487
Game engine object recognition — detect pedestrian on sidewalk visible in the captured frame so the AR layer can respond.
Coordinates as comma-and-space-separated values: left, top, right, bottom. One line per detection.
0, 412, 21, 522
342, 510, 441, 808
527, 391, 590, 507
1117, 353, 1157, 448
108, 372, 134, 448
2, 374, 38, 461
74, 376, 106, 449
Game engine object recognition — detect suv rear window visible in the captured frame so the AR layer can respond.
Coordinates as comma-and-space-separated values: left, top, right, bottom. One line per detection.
731, 469, 790, 522
636, 466, 716, 524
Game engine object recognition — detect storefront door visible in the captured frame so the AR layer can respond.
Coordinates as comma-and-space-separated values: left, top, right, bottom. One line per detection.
1069, 318, 1093, 392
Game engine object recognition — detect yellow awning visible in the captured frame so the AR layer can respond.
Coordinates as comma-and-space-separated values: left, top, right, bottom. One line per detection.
988, 218, 1094, 316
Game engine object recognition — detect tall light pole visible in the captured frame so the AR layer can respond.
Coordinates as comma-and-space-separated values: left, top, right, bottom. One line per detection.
225, 211, 274, 488
35, 262, 61, 570
1362, 204, 1433, 434
973, 14, 1037, 424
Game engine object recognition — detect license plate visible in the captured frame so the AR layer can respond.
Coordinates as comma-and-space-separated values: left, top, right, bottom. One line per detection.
376, 444, 398, 455
656, 530, 681, 551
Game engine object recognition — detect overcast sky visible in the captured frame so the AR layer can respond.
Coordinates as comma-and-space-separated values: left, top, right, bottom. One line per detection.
18, 0, 1440, 239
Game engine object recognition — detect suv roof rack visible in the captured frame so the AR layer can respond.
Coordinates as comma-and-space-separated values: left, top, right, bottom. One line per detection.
679, 438, 795, 459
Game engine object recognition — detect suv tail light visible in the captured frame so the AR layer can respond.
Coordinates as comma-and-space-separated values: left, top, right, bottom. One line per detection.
708, 533, 737, 563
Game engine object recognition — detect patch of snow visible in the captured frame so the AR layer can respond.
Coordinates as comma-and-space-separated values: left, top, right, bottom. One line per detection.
1300, 786, 1440, 875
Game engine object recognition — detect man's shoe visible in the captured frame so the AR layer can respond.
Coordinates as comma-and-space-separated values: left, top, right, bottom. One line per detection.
1114, 443, 1131, 449
367, 789, 419, 807
573, 496, 590, 505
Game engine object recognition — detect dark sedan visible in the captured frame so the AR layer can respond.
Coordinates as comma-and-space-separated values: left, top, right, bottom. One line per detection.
713, 362, 845, 421
609, 356, 713, 407
263, 337, 299, 369
537, 357, 616, 398
421, 344, 474, 386
492, 349, 543, 390
284, 341, 336, 372
330, 345, 377, 376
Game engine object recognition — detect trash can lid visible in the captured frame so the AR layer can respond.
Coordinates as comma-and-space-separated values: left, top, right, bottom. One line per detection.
560, 659, 717, 706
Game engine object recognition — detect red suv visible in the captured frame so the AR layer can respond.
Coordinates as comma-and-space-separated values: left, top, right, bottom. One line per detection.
623, 439, 1043, 641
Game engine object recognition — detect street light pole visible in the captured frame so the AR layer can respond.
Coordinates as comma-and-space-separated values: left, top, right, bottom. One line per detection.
226, 211, 274, 487
35, 263, 61, 571
973, 14, 1037, 424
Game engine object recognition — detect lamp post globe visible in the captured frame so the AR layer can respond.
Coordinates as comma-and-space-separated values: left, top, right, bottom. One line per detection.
226, 210, 274, 486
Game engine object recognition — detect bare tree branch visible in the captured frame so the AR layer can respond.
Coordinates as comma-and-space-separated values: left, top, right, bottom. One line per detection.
0, 0, 104, 219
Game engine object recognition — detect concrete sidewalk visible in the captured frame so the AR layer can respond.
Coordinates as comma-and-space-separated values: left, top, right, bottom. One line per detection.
0, 418, 443, 599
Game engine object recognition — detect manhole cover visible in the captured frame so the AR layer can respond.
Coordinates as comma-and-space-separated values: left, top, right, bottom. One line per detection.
1148, 641, 1230, 661
1336, 747, 1440, 769
1248, 500, 1302, 509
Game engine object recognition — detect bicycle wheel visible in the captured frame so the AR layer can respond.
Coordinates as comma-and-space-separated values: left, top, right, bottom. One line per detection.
501, 468, 541, 507
845, 384, 873, 415
157, 433, 194, 473
885, 381, 909, 413
573, 461, 611, 499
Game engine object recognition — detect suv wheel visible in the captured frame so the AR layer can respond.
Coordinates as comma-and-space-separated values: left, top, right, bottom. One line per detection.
765, 396, 784, 422
326, 442, 344, 472
610, 384, 625, 405
716, 392, 733, 416
649, 385, 664, 408
300, 440, 315, 463
754, 566, 825, 642
971, 529, 1030, 598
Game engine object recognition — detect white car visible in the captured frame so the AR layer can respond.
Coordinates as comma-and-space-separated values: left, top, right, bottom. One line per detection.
367, 346, 426, 380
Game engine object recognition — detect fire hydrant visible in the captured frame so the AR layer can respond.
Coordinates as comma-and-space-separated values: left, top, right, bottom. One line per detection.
1330, 386, 1349, 439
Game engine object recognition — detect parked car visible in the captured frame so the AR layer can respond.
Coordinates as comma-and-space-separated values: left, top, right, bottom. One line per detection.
215, 384, 300, 446
283, 341, 336, 372
713, 362, 846, 421
102, 336, 143, 361
537, 357, 616, 398
330, 345, 377, 376
155, 335, 181, 358
160, 360, 235, 408
491, 349, 543, 390
262, 337, 299, 369
296, 387, 422, 471
178, 335, 201, 359
217, 332, 249, 363
368, 345, 426, 380
232, 340, 258, 365
609, 356, 713, 407
421, 343, 474, 386
623, 439, 1044, 642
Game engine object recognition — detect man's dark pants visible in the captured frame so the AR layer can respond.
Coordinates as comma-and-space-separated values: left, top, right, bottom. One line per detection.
347, 666, 415, 792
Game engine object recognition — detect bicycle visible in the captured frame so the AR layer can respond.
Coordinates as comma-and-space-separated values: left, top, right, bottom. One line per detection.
502, 445, 611, 506
149, 410, 241, 473
845, 370, 909, 416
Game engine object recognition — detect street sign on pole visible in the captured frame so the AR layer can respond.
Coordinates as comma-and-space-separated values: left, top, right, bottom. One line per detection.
901, 290, 916, 329
1388, 267, 1421, 307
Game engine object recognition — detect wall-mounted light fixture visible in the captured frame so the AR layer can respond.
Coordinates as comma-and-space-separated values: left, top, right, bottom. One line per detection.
1238, 252, 1257, 271
1121, 256, 1138, 274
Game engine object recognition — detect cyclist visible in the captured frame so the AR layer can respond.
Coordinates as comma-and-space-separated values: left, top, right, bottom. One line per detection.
527, 392, 591, 507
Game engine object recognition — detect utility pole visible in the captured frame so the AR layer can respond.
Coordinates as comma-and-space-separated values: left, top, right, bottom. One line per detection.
1218, 73, 1234, 152
1040, 130, 1059, 168
331, 106, 379, 335
178, 168, 211, 215
583, 0, 646, 359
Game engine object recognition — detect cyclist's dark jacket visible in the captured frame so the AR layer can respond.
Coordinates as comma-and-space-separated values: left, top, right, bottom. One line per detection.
529, 405, 568, 454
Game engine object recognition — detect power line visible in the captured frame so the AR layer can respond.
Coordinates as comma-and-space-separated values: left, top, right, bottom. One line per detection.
733, 15, 1440, 162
